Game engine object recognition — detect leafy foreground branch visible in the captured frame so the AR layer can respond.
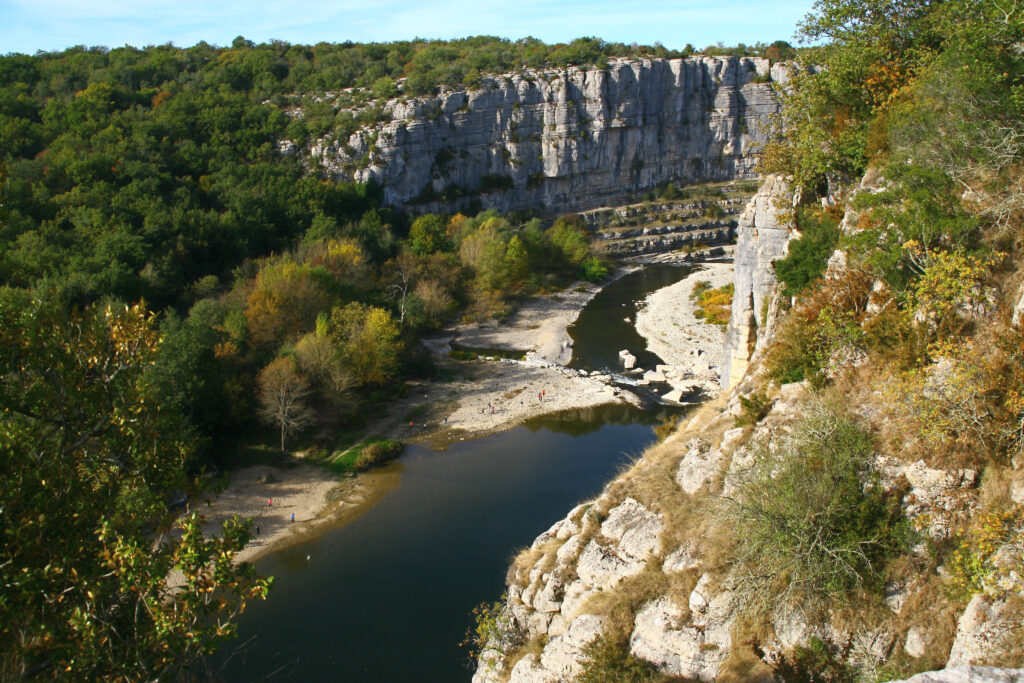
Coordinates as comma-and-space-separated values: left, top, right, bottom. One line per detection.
0, 294, 271, 680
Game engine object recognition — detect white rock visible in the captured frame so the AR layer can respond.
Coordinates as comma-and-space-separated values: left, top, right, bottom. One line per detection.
539, 614, 605, 679
948, 595, 1020, 666
888, 666, 1024, 682
630, 597, 729, 681
662, 388, 685, 403
676, 438, 724, 495
1013, 285, 1024, 327
557, 580, 594, 626
555, 534, 586, 567
508, 653, 559, 683
472, 647, 506, 683
576, 539, 645, 590
904, 626, 929, 658
663, 542, 702, 574
688, 573, 714, 616
533, 574, 564, 614
600, 497, 664, 560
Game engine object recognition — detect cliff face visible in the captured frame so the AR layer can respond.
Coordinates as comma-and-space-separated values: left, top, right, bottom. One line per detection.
719, 174, 794, 389
474, 178, 1024, 683
309, 57, 780, 214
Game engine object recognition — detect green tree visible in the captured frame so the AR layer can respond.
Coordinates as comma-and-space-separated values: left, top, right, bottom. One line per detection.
409, 214, 450, 255
0, 296, 270, 679
329, 302, 402, 386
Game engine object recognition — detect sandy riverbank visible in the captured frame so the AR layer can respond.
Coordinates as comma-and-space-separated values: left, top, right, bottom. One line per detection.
451, 268, 638, 364
633, 262, 733, 398
195, 462, 400, 564
201, 263, 730, 561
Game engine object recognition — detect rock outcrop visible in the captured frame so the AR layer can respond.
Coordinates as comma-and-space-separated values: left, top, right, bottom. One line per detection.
719, 174, 795, 388
308, 57, 780, 214
887, 667, 1024, 682
474, 169, 1024, 682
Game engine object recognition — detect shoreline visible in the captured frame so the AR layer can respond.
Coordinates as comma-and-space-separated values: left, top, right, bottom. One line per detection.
207, 262, 730, 562
632, 261, 733, 400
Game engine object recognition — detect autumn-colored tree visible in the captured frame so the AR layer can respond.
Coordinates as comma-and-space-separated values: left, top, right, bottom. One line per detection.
414, 279, 455, 326
328, 303, 402, 386
0, 296, 270, 680
294, 319, 355, 411
244, 260, 333, 351
257, 356, 315, 451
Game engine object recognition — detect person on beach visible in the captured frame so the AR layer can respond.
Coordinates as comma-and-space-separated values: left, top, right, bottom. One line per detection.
291, 513, 295, 523
256, 525, 260, 535
267, 498, 272, 508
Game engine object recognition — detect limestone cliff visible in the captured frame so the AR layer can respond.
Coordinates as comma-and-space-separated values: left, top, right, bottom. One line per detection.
308, 57, 780, 214
473, 176, 1024, 683
719, 174, 795, 389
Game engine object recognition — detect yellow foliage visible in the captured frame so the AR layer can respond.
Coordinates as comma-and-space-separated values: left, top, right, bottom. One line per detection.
947, 507, 1024, 599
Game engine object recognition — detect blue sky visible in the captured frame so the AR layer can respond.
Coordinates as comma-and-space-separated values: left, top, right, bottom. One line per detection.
1, 0, 814, 55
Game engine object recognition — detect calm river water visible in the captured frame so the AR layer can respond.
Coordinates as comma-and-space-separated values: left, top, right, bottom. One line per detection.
217, 264, 691, 682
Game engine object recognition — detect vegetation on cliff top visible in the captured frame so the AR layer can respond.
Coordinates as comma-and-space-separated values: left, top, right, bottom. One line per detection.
749, 0, 1024, 673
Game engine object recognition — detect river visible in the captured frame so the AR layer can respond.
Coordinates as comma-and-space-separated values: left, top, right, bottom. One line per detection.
217, 264, 692, 681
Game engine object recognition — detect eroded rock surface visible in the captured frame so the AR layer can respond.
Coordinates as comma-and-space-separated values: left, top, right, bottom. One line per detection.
308, 57, 779, 214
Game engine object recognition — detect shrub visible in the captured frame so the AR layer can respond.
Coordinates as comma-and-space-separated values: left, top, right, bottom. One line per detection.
772, 637, 857, 682
725, 404, 909, 607
692, 282, 733, 327
734, 391, 772, 427
462, 595, 525, 660
578, 634, 658, 683
774, 208, 840, 297
946, 507, 1024, 600
581, 257, 610, 282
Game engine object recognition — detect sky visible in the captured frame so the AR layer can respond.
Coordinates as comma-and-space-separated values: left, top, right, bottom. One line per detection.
0, 0, 815, 55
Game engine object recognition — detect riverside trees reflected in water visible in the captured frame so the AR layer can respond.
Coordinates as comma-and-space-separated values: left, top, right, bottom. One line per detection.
217, 267, 692, 681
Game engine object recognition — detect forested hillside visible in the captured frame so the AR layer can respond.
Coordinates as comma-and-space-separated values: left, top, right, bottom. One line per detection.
0, 36, 684, 679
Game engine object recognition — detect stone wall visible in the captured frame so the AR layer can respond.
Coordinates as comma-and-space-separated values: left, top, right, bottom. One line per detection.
308, 56, 780, 214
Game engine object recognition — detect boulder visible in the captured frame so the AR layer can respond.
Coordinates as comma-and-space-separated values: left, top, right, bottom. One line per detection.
629, 596, 730, 681
576, 539, 646, 591
508, 653, 559, 683
539, 614, 606, 679
948, 595, 1021, 667
662, 388, 685, 403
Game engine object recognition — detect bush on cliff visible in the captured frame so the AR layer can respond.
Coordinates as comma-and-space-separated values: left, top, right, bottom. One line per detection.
724, 403, 909, 608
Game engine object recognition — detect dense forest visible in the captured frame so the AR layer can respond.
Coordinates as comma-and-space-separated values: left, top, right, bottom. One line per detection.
0, 35, 656, 679
10, 0, 1024, 676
